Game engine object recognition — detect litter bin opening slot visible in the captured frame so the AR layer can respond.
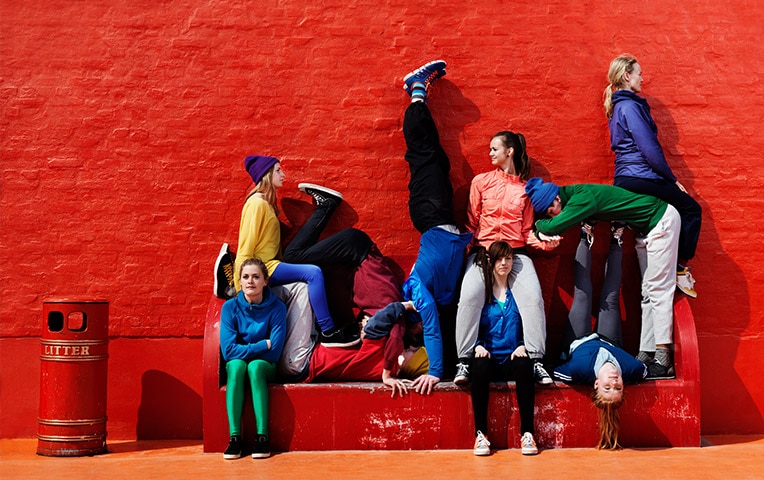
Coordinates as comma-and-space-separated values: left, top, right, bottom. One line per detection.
46, 311, 88, 333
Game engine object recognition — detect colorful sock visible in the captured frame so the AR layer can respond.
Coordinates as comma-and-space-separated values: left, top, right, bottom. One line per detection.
410, 82, 427, 102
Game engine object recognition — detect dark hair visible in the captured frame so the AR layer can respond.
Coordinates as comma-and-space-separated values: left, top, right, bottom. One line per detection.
476, 241, 514, 304
239, 257, 269, 282
492, 131, 530, 180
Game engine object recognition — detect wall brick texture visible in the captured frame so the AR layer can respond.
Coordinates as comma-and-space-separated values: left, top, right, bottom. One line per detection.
2, 0, 763, 435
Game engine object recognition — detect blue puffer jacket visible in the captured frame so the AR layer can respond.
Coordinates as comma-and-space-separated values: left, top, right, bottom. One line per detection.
609, 90, 676, 183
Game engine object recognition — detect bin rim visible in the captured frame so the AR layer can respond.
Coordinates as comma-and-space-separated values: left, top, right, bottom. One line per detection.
43, 298, 109, 304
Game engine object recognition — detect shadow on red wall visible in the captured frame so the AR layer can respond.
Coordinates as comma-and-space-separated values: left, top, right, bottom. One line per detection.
136, 370, 202, 439
649, 96, 757, 433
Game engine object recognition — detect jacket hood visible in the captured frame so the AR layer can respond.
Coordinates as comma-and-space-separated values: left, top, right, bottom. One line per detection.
612, 89, 650, 110
234, 286, 278, 313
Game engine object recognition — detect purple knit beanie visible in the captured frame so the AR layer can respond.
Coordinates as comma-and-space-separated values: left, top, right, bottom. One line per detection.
244, 155, 279, 185
525, 177, 560, 213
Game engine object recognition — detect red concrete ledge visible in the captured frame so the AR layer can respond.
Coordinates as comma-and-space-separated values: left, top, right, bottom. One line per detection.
203, 295, 700, 452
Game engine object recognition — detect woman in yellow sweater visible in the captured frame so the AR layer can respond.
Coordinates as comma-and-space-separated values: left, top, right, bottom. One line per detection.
235, 155, 363, 347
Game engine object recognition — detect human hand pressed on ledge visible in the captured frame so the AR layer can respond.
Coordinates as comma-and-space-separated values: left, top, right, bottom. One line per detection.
383, 377, 413, 398
474, 345, 491, 358
511, 344, 527, 360
411, 374, 440, 395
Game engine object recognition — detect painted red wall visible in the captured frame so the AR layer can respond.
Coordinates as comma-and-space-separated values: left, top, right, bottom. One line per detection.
2, 0, 763, 438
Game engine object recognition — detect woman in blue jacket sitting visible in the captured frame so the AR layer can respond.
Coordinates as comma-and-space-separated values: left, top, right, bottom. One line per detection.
604, 54, 702, 300
220, 257, 287, 460
468, 241, 537, 457
553, 223, 647, 449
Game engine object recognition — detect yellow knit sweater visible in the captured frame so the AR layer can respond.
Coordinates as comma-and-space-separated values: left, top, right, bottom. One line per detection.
233, 194, 282, 291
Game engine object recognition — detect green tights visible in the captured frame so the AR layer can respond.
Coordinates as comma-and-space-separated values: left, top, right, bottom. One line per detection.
225, 359, 276, 436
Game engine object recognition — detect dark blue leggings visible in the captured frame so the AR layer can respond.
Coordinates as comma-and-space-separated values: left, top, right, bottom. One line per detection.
615, 176, 701, 262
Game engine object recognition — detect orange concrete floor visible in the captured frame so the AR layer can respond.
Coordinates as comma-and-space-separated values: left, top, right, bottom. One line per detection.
2, 436, 764, 480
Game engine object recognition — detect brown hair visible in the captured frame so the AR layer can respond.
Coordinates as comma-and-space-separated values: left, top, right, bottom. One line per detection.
603, 54, 640, 119
239, 257, 269, 283
491, 131, 530, 180
477, 241, 514, 304
592, 388, 626, 449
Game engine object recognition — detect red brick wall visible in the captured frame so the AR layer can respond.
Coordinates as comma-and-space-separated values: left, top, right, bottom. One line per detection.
2, 0, 763, 437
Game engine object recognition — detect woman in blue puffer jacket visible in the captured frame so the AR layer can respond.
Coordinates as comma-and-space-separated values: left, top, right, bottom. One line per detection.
603, 54, 702, 300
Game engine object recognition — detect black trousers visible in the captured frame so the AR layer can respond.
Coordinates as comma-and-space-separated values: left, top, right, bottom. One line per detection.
403, 102, 455, 234
283, 201, 372, 268
470, 355, 535, 435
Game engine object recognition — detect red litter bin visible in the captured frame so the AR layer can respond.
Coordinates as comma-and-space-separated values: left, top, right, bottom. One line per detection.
38, 298, 109, 456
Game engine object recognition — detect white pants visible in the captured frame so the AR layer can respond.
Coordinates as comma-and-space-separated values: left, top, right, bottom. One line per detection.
635, 205, 681, 352
271, 282, 317, 380
455, 252, 546, 360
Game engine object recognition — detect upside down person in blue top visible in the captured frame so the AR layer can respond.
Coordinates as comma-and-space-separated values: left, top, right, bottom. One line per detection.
552, 225, 647, 449
400, 60, 473, 394
220, 257, 286, 460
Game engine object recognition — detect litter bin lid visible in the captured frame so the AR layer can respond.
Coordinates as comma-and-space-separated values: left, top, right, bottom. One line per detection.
44, 297, 109, 304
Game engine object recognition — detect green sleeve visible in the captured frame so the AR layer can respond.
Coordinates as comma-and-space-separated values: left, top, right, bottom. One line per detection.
534, 187, 600, 236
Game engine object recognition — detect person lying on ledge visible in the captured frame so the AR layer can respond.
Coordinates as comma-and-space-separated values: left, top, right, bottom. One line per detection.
305, 300, 429, 398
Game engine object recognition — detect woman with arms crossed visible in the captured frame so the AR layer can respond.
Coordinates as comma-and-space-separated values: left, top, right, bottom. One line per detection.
220, 258, 286, 459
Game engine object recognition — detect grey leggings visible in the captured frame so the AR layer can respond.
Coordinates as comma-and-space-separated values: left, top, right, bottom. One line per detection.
564, 236, 623, 348
455, 251, 546, 360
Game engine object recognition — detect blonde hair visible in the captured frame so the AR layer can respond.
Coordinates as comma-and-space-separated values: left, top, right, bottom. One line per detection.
249, 164, 280, 216
592, 388, 625, 450
603, 54, 640, 119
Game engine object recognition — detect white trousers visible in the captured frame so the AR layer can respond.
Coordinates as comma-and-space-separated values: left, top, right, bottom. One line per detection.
635, 205, 681, 351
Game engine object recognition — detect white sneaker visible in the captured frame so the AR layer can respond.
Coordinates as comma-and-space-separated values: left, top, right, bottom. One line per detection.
473, 431, 491, 456
453, 362, 470, 385
676, 267, 697, 298
521, 432, 538, 455
533, 361, 553, 385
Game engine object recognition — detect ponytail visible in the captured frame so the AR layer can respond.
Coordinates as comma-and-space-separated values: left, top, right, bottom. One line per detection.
604, 54, 639, 119
603, 83, 615, 119
492, 131, 531, 180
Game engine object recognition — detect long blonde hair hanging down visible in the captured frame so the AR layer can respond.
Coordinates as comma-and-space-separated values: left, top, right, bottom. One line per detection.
250, 166, 279, 216
603, 54, 640, 119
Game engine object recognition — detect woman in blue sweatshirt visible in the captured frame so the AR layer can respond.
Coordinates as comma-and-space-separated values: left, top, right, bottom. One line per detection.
604, 54, 702, 299
220, 257, 286, 460
468, 241, 537, 457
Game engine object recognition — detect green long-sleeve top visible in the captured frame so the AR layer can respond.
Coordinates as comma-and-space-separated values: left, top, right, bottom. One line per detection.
533, 184, 668, 237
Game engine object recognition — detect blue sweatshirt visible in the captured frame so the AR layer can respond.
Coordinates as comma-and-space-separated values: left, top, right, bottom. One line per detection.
609, 90, 676, 183
403, 226, 472, 378
220, 287, 286, 364
553, 335, 646, 385
477, 289, 523, 365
